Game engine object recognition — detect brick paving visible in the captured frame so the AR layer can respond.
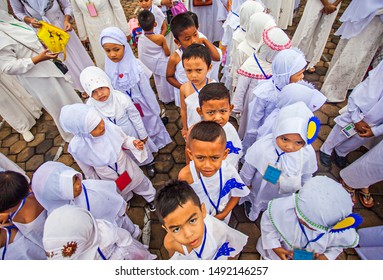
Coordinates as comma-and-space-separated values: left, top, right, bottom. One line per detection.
1, 0, 382, 260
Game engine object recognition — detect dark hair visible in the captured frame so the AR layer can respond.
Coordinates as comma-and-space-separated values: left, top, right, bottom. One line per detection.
0, 171, 29, 212
186, 11, 199, 29
188, 121, 226, 145
170, 13, 195, 40
198, 82, 231, 107
155, 180, 201, 223
137, 10, 155, 31
182, 43, 212, 67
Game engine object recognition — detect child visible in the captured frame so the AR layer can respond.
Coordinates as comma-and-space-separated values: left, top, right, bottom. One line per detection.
59, 103, 157, 211
256, 176, 360, 260
320, 59, 383, 169
197, 83, 243, 169
239, 102, 318, 221
178, 121, 249, 223
137, 10, 174, 104
154, 179, 248, 260
166, 13, 220, 107
43, 205, 156, 260
242, 48, 307, 154
32, 161, 141, 240
0, 171, 47, 259
180, 44, 213, 138
82, 66, 157, 177
100, 26, 172, 150
138, 0, 167, 36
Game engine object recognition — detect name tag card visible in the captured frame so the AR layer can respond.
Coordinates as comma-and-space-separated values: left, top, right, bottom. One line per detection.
86, 2, 98, 17
263, 164, 282, 185
293, 248, 314, 260
115, 171, 132, 192
341, 123, 357, 138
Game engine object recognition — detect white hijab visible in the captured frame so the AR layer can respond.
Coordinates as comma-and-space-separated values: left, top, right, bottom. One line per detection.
244, 12, 276, 50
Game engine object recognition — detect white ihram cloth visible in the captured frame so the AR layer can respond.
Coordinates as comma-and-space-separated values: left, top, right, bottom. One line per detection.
223, 122, 243, 170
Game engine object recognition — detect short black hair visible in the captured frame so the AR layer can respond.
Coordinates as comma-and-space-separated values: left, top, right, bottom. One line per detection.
188, 121, 226, 145
155, 180, 201, 224
170, 13, 195, 40
137, 10, 155, 31
198, 82, 231, 107
182, 43, 212, 67
186, 11, 199, 29
0, 171, 29, 212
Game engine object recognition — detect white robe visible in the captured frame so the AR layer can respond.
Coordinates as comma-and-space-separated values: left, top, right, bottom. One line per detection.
173, 48, 188, 107
223, 122, 243, 169
150, 4, 166, 35
185, 90, 202, 129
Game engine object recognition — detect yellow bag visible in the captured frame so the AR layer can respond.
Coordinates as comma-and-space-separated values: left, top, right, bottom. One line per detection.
37, 21, 70, 61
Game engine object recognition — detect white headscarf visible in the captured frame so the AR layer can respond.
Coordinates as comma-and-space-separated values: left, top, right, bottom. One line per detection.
59, 104, 124, 167
100, 27, 140, 91
43, 205, 99, 260
245, 12, 276, 50
239, 1, 266, 30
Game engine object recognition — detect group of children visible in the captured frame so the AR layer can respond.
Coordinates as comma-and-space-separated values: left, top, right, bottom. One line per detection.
1, 0, 382, 260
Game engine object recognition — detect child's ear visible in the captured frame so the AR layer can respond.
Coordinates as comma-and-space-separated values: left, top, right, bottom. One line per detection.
207, 64, 212, 72
186, 147, 193, 160
200, 202, 207, 218
196, 107, 203, 117
154, 21, 157, 27
174, 38, 180, 47
229, 104, 234, 114
223, 147, 230, 160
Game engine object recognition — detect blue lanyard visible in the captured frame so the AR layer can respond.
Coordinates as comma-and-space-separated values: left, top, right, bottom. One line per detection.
8, 193, 32, 221
108, 162, 120, 176
1, 225, 17, 260
97, 247, 107, 260
191, 78, 208, 95
82, 184, 90, 211
193, 224, 207, 259
298, 222, 325, 249
125, 90, 132, 98
199, 168, 223, 214
149, 7, 152, 12
107, 117, 116, 124
272, 80, 282, 91
231, 10, 239, 17
275, 149, 285, 164
253, 53, 271, 79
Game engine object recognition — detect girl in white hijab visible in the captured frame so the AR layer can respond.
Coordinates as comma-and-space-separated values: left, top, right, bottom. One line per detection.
31, 161, 141, 239
241, 48, 307, 154
59, 103, 157, 211
256, 176, 360, 260
43, 205, 156, 260
100, 27, 172, 151
239, 102, 318, 221
82, 66, 158, 177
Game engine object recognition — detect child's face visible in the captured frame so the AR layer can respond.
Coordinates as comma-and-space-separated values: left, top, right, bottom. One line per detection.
72, 175, 82, 198
276, 133, 305, 153
138, 0, 153, 9
102, 43, 125, 63
90, 119, 106, 137
175, 26, 199, 49
163, 200, 206, 251
91, 87, 111, 102
197, 98, 233, 127
183, 57, 211, 86
187, 137, 229, 177
290, 68, 305, 83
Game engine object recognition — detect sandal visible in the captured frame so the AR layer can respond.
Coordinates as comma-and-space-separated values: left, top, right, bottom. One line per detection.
340, 178, 356, 204
357, 190, 374, 208
307, 66, 316, 73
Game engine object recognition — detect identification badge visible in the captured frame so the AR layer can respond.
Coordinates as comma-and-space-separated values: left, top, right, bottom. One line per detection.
263, 164, 282, 185
86, 2, 98, 17
115, 171, 132, 192
341, 123, 357, 138
293, 248, 314, 260
134, 103, 144, 117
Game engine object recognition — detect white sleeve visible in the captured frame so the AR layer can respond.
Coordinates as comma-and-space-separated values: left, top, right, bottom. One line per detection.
122, 95, 148, 140
259, 204, 283, 250
75, 159, 100, 179
239, 161, 257, 186
9, 0, 28, 21
232, 74, 250, 113
71, 0, 88, 40
0, 44, 35, 75
58, 0, 73, 16
110, 0, 131, 36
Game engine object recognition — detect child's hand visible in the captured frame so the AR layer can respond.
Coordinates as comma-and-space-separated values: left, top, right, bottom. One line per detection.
63, 19, 72, 32
214, 212, 226, 221
140, 136, 148, 144
321, 4, 337, 14
272, 247, 293, 260
133, 139, 145, 150
314, 253, 328, 260
354, 120, 369, 134
358, 126, 374, 138
0, 212, 10, 225
32, 49, 59, 64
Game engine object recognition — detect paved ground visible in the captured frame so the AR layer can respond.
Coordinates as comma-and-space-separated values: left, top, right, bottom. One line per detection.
1, 0, 382, 260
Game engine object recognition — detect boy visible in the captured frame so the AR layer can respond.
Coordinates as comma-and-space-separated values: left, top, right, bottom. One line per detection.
178, 121, 249, 224
166, 13, 221, 107
197, 83, 243, 169
138, 0, 167, 36
180, 44, 213, 139
154, 179, 248, 260
137, 10, 174, 104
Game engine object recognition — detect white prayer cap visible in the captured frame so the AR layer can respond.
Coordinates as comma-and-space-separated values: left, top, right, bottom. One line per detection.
43, 205, 99, 260
258, 26, 291, 62
100, 36, 123, 46
295, 176, 354, 232
239, 1, 266, 28
246, 12, 276, 50
80, 66, 112, 96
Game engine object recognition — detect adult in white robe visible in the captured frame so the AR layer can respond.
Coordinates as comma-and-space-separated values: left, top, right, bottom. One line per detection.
263, 0, 294, 29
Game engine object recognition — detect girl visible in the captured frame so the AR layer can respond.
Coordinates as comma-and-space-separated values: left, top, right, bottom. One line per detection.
82, 66, 157, 177
241, 48, 307, 154
59, 103, 157, 211
43, 205, 156, 260
239, 102, 318, 221
32, 161, 141, 239
100, 27, 172, 150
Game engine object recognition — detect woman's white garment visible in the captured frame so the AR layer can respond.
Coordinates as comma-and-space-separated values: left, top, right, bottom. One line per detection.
0, 14, 82, 142
320, 60, 383, 157
321, 3, 383, 102
355, 226, 383, 260
71, 0, 130, 68
291, 0, 340, 69
170, 214, 248, 260
189, 160, 250, 224
10, 0, 95, 92
223, 122, 243, 170
263, 0, 294, 29
0, 73, 42, 134
138, 35, 174, 104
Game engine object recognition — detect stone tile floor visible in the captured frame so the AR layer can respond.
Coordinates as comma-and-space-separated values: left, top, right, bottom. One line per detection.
1, 0, 382, 260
